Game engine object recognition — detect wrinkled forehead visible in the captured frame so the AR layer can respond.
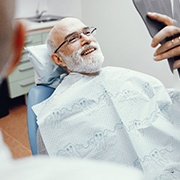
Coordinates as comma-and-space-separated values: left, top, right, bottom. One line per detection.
51, 18, 87, 44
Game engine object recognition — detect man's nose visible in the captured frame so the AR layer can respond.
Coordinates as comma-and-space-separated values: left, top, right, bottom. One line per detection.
80, 33, 91, 45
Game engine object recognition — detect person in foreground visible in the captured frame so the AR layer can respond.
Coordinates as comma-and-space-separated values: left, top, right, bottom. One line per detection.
0, 1, 144, 180
32, 16, 180, 179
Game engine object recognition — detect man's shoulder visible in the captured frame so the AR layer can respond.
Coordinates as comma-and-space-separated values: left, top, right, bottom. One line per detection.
101, 66, 163, 85
101, 66, 142, 76
101, 66, 128, 74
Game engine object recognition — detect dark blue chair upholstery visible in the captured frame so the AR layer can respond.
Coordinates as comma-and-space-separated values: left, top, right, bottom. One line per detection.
27, 85, 54, 155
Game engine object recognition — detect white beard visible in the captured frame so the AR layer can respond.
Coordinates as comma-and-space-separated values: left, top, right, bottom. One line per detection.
59, 42, 104, 74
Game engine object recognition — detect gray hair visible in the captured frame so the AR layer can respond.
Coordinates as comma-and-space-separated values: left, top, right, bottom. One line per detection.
46, 33, 55, 55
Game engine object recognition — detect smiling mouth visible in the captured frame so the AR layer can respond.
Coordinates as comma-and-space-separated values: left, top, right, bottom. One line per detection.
81, 47, 97, 56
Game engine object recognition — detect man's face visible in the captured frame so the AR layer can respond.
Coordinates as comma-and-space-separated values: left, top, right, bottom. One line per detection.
54, 18, 104, 74
59, 40, 104, 74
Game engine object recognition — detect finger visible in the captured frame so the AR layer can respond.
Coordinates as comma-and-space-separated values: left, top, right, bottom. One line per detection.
154, 45, 180, 61
151, 26, 180, 47
154, 36, 180, 56
147, 12, 174, 26
173, 60, 180, 69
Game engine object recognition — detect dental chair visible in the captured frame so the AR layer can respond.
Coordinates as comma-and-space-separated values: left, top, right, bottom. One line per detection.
26, 44, 66, 155
27, 85, 54, 155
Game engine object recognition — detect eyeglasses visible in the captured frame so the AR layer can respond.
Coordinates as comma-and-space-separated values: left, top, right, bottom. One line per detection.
54, 27, 97, 53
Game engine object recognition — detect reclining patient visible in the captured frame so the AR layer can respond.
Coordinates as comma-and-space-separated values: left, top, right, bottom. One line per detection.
33, 17, 180, 179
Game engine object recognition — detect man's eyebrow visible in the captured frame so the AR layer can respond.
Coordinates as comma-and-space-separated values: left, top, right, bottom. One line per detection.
64, 26, 89, 40
64, 32, 75, 40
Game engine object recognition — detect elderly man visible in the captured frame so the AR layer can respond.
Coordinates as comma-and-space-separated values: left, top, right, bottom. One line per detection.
0, 1, 144, 180
33, 16, 180, 179
46, 18, 104, 75
0, 0, 179, 180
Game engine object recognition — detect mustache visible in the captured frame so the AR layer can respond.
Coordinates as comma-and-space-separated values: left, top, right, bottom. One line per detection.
78, 42, 99, 55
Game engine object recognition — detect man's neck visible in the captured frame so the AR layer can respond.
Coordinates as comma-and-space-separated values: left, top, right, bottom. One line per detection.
79, 71, 100, 76
67, 69, 100, 76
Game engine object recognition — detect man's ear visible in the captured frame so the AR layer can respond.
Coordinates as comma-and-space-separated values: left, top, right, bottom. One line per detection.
51, 53, 66, 67
8, 21, 25, 74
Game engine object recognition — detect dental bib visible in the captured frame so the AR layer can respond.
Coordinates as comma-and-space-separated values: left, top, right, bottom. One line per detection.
33, 66, 180, 179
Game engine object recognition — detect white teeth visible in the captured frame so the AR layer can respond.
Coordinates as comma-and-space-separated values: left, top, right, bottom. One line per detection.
83, 48, 95, 55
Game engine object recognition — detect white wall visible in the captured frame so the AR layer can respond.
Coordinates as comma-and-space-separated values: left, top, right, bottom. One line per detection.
47, 0, 82, 18
15, 0, 39, 18
81, 0, 180, 88
15, 0, 82, 18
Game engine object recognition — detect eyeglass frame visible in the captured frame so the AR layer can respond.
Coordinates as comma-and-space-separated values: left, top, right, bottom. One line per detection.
53, 26, 97, 53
